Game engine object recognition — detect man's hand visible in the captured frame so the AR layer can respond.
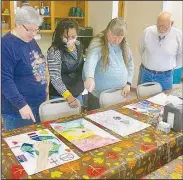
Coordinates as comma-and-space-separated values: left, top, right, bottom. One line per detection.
19, 105, 36, 122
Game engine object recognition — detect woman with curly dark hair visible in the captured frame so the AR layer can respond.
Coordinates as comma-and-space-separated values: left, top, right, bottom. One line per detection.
47, 19, 84, 108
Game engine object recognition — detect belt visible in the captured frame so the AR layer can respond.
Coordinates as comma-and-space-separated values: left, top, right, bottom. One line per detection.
141, 64, 172, 74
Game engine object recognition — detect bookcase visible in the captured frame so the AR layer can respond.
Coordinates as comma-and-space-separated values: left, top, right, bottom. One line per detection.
1, 1, 15, 33
1, 1, 88, 34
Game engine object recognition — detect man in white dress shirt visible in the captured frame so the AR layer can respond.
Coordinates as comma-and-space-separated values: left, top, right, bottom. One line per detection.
138, 12, 182, 90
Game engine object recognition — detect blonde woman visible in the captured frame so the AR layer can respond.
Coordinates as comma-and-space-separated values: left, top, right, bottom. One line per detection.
83, 18, 134, 110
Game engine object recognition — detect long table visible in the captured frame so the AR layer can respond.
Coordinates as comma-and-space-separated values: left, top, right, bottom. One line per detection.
2, 89, 183, 179
144, 155, 183, 179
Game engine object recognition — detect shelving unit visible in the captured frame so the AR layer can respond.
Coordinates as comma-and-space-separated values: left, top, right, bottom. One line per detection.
41, 16, 51, 18
2, 29, 10, 33
39, 30, 53, 33
54, 16, 84, 19
15, 1, 53, 33
1, 1, 15, 33
53, 1, 88, 30
2, 13, 11, 16
1, 1, 88, 34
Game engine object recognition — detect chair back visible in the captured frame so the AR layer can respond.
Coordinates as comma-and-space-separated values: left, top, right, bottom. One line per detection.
39, 98, 81, 122
99, 88, 126, 108
137, 82, 162, 98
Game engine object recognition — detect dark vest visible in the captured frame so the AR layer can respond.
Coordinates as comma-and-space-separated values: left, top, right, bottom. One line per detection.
49, 44, 84, 97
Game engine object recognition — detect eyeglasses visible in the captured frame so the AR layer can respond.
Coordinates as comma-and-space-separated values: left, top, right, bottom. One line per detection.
157, 24, 170, 29
22, 24, 40, 34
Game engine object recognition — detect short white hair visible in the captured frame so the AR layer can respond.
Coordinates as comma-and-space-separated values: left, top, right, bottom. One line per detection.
15, 5, 43, 26
157, 11, 174, 22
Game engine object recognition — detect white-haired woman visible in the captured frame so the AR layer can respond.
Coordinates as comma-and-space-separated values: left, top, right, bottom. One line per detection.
83, 17, 134, 110
2, 6, 47, 131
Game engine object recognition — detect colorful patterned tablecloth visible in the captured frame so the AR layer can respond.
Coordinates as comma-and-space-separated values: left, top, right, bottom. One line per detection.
143, 155, 183, 179
2, 88, 183, 179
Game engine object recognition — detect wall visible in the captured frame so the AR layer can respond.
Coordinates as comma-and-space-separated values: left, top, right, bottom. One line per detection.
88, 1, 113, 35
163, 1, 182, 30
36, 34, 52, 56
124, 1, 163, 87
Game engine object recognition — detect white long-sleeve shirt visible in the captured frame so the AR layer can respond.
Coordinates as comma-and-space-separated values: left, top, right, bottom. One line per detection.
139, 25, 182, 71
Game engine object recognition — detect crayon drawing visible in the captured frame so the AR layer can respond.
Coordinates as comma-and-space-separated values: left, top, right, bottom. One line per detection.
170, 88, 183, 99
147, 93, 182, 106
124, 100, 164, 116
4, 129, 80, 175
86, 110, 150, 137
50, 119, 120, 152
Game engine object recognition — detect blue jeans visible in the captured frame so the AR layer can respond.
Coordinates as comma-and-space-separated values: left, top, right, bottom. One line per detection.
138, 64, 173, 90
50, 94, 84, 106
2, 110, 40, 131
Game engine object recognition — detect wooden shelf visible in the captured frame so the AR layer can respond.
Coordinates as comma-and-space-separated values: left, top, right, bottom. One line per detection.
41, 15, 51, 18
1, 1, 88, 32
2, 29, 10, 33
54, 16, 84, 19
40, 30, 53, 33
1, 13, 10, 16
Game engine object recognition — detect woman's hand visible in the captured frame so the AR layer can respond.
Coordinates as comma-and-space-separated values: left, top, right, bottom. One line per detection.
84, 78, 95, 92
19, 105, 36, 122
121, 84, 131, 98
67, 94, 79, 108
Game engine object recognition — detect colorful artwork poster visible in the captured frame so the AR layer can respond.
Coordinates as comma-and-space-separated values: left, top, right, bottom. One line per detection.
124, 100, 164, 116
4, 129, 80, 175
147, 93, 183, 106
86, 110, 150, 137
170, 89, 183, 99
50, 118, 120, 152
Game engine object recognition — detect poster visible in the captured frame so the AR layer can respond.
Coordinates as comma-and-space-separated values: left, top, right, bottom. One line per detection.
50, 118, 120, 152
4, 129, 80, 175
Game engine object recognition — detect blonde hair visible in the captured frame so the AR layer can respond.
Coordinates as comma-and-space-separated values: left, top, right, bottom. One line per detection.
87, 17, 129, 71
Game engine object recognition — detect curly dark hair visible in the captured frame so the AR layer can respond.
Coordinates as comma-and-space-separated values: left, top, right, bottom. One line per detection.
50, 19, 79, 50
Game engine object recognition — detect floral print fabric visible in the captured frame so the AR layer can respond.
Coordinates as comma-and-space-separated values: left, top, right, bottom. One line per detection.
2, 88, 183, 179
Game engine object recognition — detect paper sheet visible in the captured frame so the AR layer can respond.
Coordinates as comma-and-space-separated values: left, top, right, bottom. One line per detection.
147, 93, 183, 106
4, 129, 80, 175
50, 118, 120, 152
124, 100, 164, 116
86, 110, 150, 137
170, 89, 183, 99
